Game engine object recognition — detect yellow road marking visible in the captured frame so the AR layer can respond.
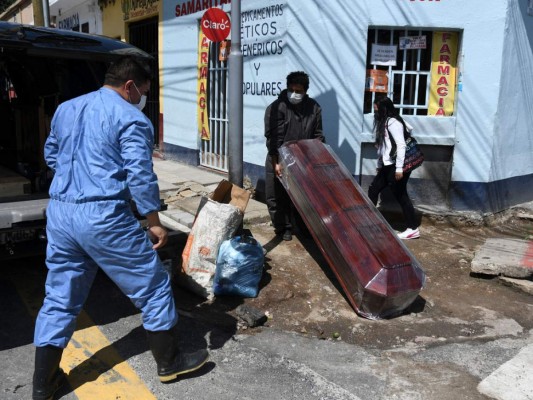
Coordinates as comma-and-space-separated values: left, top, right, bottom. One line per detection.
11, 267, 156, 400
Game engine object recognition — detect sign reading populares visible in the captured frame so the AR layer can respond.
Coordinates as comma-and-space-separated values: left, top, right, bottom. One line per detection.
241, 3, 286, 97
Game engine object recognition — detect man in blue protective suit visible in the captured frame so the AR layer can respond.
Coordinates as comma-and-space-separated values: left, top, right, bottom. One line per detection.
32, 56, 209, 400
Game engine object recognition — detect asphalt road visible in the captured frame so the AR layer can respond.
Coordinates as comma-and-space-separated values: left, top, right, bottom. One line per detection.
1, 216, 532, 400
2, 254, 372, 400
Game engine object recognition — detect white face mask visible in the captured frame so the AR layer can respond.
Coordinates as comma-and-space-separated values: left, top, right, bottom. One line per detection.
135, 95, 147, 111
131, 82, 147, 111
287, 91, 304, 105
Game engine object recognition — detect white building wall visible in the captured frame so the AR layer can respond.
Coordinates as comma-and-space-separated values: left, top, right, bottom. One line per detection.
160, 8, 205, 153
493, 1, 533, 181
49, 0, 102, 34
161, 0, 533, 211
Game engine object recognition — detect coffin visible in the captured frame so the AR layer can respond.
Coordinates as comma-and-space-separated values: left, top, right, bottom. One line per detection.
278, 139, 426, 319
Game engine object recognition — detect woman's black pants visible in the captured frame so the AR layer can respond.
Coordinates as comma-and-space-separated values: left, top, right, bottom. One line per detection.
368, 165, 418, 229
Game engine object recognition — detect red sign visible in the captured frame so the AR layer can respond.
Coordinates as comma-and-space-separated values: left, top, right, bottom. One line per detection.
201, 8, 231, 42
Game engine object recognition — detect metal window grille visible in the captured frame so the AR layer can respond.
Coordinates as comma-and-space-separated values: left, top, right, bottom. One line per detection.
200, 40, 229, 172
365, 28, 433, 116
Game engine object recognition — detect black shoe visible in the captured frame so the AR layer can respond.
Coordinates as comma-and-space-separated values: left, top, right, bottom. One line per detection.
33, 346, 65, 400
158, 349, 209, 382
282, 230, 292, 241
146, 327, 209, 383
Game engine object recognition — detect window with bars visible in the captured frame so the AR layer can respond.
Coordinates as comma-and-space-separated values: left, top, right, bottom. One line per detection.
200, 40, 229, 172
364, 28, 434, 116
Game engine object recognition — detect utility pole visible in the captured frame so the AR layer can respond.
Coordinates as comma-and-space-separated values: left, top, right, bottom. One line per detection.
42, 0, 50, 27
227, 0, 243, 187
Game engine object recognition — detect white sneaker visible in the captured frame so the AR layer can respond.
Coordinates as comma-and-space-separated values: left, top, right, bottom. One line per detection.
398, 228, 420, 240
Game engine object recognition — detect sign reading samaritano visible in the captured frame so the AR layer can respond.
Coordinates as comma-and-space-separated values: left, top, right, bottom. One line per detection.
175, 0, 231, 17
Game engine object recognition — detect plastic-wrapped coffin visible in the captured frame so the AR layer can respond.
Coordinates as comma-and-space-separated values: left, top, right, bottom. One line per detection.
278, 139, 426, 319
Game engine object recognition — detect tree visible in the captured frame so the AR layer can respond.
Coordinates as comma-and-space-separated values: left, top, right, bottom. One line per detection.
0, 0, 17, 14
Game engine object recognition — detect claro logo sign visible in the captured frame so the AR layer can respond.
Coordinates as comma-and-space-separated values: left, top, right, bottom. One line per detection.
200, 7, 231, 42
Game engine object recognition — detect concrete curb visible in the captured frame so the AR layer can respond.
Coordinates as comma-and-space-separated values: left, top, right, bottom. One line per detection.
471, 238, 533, 279
477, 343, 533, 400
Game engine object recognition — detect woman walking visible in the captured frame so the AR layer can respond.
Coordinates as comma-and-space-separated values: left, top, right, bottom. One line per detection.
368, 97, 419, 239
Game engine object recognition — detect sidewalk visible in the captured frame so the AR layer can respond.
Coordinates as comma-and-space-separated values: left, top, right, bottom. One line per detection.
153, 156, 533, 230
153, 157, 270, 232
154, 157, 533, 292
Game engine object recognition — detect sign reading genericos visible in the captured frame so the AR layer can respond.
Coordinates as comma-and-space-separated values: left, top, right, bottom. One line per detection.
201, 7, 231, 42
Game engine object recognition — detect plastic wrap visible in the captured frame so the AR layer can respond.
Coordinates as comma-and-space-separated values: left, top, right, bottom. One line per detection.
214, 236, 265, 298
278, 139, 426, 319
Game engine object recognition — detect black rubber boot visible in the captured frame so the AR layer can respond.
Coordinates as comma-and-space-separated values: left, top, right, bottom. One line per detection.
32, 345, 66, 400
146, 326, 209, 382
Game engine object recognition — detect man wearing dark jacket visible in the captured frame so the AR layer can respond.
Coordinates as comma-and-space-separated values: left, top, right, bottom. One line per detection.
264, 71, 324, 241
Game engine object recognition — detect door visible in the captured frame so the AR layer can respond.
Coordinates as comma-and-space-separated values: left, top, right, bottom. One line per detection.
129, 17, 160, 147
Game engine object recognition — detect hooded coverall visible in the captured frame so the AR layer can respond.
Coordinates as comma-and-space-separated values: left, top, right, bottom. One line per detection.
34, 87, 178, 348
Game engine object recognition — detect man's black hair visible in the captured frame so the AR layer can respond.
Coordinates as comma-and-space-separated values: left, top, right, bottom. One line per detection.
286, 71, 310, 91
104, 56, 152, 87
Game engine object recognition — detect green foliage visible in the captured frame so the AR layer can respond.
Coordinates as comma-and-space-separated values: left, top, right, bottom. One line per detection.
0, 0, 18, 14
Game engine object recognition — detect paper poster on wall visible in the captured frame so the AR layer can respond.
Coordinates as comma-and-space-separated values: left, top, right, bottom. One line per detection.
371, 44, 397, 66
197, 30, 211, 141
428, 32, 458, 116
365, 69, 388, 93
219, 40, 230, 61
399, 36, 427, 50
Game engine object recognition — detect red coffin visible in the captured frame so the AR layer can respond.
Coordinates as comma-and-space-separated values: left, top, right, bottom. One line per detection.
278, 139, 426, 319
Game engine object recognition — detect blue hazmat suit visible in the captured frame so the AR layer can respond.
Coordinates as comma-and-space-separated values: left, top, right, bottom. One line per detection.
34, 87, 178, 348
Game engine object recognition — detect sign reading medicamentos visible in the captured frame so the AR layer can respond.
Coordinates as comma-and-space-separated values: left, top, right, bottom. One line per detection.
200, 7, 231, 42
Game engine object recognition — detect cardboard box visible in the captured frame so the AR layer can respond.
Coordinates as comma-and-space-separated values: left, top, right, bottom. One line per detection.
209, 179, 251, 213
